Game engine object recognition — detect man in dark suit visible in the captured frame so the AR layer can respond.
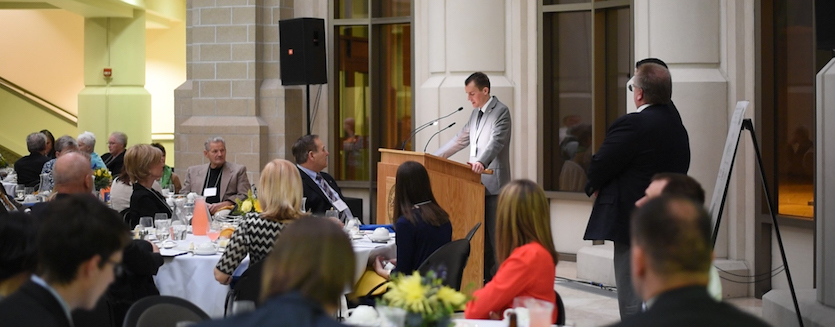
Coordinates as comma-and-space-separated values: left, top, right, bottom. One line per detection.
610, 196, 770, 327
584, 58, 690, 318
292, 134, 354, 219
0, 195, 130, 327
14, 132, 51, 188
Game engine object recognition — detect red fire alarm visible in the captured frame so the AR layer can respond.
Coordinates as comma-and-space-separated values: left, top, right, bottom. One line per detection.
288, 48, 294, 55
103, 68, 112, 78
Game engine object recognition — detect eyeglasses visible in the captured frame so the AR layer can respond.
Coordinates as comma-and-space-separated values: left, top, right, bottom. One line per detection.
628, 84, 640, 92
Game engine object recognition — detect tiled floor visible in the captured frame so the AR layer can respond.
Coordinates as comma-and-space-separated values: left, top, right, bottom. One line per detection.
554, 261, 763, 327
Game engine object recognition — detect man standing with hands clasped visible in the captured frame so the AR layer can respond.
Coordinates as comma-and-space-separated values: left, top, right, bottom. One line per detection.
433, 72, 512, 282
583, 58, 690, 318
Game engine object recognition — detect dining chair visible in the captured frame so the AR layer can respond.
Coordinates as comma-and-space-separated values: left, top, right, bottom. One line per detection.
416, 239, 471, 291
122, 295, 209, 327
555, 290, 566, 325
223, 259, 265, 317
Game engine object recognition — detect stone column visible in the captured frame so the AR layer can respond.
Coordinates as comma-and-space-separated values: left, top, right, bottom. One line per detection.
78, 10, 152, 153
175, 0, 304, 179
817, 58, 835, 307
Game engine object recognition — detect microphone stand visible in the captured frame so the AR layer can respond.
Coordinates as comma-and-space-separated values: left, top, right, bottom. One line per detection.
424, 122, 457, 152
400, 107, 463, 150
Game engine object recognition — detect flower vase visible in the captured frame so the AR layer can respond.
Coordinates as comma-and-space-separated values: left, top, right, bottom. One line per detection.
404, 313, 452, 327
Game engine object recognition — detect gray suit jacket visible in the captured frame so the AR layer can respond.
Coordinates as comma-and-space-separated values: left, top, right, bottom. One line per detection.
181, 162, 250, 203
434, 96, 512, 195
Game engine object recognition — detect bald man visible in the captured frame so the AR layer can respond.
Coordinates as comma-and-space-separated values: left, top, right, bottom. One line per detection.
29, 152, 93, 217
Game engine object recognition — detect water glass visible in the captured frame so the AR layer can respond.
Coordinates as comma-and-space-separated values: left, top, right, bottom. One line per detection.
139, 217, 154, 229
15, 184, 25, 199
513, 296, 554, 327
170, 223, 188, 241
155, 226, 170, 241
24, 186, 34, 195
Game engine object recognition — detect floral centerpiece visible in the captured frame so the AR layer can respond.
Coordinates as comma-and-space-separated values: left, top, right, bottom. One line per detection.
378, 271, 468, 327
232, 189, 261, 215
93, 167, 112, 191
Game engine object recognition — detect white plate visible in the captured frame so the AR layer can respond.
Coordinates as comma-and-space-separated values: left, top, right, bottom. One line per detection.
162, 241, 177, 249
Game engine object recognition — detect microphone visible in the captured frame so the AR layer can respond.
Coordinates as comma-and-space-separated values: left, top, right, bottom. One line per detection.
424, 122, 457, 152
400, 107, 464, 150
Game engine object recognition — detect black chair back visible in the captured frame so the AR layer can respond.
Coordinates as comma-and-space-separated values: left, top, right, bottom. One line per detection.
465, 222, 481, 242
555, 290, 566, 325
416, 239, 470, 291
122, 295, 209, 327
223, 259, 265, 317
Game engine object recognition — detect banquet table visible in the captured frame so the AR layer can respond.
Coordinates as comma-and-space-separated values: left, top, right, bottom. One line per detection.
2, 181, 16, 195
154, 232, 396, 317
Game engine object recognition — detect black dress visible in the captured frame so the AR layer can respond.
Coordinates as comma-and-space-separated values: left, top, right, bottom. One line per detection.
127, 183, 172, 228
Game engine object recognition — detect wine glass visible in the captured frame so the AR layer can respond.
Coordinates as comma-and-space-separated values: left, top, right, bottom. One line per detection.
156, 226, 170, 242
139, 217, 154, 240
207, 220, 222, 242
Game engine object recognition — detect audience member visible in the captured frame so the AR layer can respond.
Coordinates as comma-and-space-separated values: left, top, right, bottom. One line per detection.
292, 134, 354, 219
0, 195, 130, 327
583, 58, 690, 318
151, 143, 182, 193
124, 144, 171, 228
0, 212, 38, 299
39, 135, 77, 191
198, 216, 355, 327
465, 179, 558, 323
101, 132, 127, 177
14, 132, 50, 187
77, 131, 106, 170
214, 159, 304, 285
40, 129, 56, 159
374, 161, 452, 278
610, 196, 770, 327
181, 137, 250, 214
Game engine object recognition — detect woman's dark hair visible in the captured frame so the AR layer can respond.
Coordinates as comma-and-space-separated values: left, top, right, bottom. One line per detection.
151, 142, 166, 156
0, 212, 38, 281
260, 216, 355, 309
40, 129, 56, 158
393, 161, 450, 227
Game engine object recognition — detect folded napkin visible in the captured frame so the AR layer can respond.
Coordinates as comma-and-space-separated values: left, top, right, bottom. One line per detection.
358, 224, 394, 232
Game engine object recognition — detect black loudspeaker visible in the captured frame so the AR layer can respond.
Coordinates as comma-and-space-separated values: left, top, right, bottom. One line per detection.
816, 0, 835, 50
279, 18, 328, 85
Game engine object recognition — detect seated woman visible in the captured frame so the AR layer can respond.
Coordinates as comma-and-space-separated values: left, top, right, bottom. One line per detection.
151, 143, 182, 193
0, 212, 37, 299
125, 144, 171, 228
464, 179, 559, 322
374, 161, 452, 278
213, 159, 304, 285
198, 215, 355, 327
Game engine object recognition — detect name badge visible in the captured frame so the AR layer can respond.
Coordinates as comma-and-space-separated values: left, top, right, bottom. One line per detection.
333, 199, 349, 212
203, 187, 218, 197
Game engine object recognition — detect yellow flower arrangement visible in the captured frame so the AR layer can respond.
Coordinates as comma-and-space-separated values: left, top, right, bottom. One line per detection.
379, 271, 468, 327
93, 168, 112, 190
232, 189, 261, 215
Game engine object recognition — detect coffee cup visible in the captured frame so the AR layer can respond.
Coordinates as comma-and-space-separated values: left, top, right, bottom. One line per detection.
195, 242, 218, 254
371, 227, 390, 241
345, 305, 378, 324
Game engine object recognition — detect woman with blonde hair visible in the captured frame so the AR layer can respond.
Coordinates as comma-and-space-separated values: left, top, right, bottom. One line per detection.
464, 179, 559, 322
126, 144, 171, 228
214, 159, 304, 285
198, 216, 354, 327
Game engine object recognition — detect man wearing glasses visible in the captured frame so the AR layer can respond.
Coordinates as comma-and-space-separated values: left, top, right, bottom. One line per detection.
0, 195, 131, 327
583, 58, 691, 319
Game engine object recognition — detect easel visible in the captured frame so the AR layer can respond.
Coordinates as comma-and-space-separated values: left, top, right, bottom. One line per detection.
709, 101, 804, 327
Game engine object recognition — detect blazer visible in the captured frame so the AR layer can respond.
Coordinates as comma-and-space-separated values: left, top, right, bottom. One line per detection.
391, 210, 453, 274
14, 152, 50, 187
434, 96, 512, 195
195, 292, 346, 327
298, 168, 346, 215
583, 103, 690, 244
181, 162, 250, 204
101, 151, 125, 176
610, 286, 772, 327
0, 280, 73, 327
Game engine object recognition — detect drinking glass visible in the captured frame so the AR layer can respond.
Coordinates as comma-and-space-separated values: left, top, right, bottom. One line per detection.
207, 220, 222, 242
170, 222, 187, 241
513, 296, 554, 327
15, 184, 25, 199
139, 217, 154, 229
24, 186, 34, 195
155, 226, 170, 241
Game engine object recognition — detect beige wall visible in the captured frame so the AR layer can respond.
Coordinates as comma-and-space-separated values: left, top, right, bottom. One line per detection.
147, 22, 187, 138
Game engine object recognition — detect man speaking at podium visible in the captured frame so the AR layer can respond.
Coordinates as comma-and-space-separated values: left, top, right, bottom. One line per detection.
433, 72, 512, 282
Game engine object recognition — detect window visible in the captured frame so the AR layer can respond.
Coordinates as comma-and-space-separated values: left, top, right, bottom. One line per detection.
332, 0, 412, 182
760, 0, 830, 220
541, 1, 631, 192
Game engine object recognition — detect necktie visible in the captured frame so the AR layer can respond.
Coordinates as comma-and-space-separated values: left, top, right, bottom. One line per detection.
315, 174, 354, 220
476, 110, 484, 128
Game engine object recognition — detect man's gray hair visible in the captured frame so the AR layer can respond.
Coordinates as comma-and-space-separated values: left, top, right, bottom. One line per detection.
204, 136, 226, 151
77, 131, 96, 149
54, 135, 77, 153
26, 133, 47, 153
110, 131, 128, 146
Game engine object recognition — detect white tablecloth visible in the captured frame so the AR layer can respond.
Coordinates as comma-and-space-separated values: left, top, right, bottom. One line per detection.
3, 181, 16, 195
154, 233, 396, 318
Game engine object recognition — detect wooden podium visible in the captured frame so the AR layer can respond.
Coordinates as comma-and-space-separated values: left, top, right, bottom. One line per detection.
377, 149, 485, 290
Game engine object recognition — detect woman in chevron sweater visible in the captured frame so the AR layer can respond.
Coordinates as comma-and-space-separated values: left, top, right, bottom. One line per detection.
214, 159, 305, 285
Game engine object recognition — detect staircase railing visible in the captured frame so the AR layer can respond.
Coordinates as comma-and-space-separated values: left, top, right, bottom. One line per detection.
0, 75, 77, 124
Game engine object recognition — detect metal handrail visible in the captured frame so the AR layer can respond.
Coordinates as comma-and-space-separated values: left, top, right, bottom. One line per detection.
0, 75, 77, 123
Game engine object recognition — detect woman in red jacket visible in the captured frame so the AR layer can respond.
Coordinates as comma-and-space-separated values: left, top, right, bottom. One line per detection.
464, 179, 559, 323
